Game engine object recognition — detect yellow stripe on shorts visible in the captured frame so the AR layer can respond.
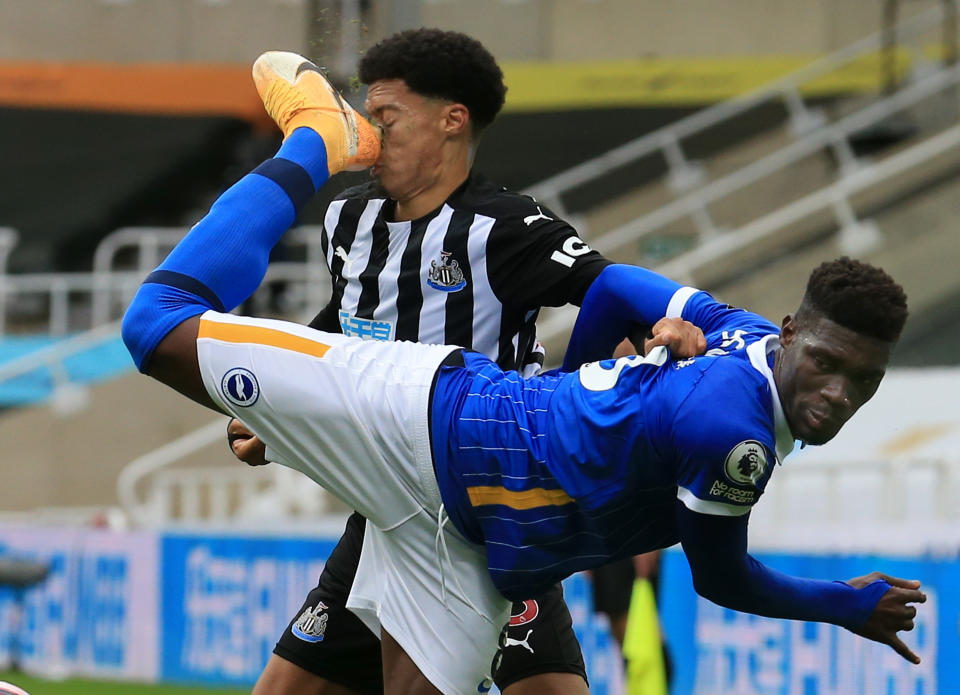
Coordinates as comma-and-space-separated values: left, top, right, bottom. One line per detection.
198, 319, 331, 358
467, 486, 574, 510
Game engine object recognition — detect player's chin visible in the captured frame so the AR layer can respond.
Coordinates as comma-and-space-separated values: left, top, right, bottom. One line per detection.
798, 421, 842, 446
371, 167, 397, 192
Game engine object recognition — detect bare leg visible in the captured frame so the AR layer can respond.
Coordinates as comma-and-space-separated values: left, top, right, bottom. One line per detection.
608, 613, 628, 649
252, 654, 366, 695
503, 672, 590, 695
380, 629, 443, 695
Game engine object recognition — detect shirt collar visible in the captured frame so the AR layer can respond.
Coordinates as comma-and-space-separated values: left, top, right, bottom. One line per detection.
746, 334, 796, 464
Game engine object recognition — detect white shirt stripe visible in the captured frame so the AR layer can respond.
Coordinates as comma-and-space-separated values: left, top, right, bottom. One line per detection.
677, 485, 751, 517
666, 286, 698, 318
417, 205, 457, 346
338, 200, 381, 315
467, 214, 498, 359
322, 199, 347, 270
375, 218, 410, 327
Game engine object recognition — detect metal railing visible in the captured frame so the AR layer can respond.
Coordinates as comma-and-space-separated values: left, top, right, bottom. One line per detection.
534, 75, 960, 351
116, 425, 960, 538
116, 418, 330, 527
0, 320, 124, 414
0, 227, 18, 335
590, 60, 960, 256
656, 119, 960, 281
523, 2, 957, 215
116, 419, 226, 524
0, 225, 330, 336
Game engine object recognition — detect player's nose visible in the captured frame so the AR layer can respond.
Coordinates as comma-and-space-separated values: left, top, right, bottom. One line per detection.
820, 377, 855, 416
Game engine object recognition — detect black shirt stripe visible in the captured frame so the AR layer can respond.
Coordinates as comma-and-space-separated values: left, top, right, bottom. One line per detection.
442, 209, 476, 348
327, 199, 362, 320
394, 215, 429, 341
356, 214, 390, 319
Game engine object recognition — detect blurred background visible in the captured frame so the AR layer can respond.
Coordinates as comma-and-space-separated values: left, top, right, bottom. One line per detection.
0, 1, 957, 693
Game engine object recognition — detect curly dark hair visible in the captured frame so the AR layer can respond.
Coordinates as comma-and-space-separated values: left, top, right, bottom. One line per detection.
358, 28, 506, 134
797, 257, 908, 342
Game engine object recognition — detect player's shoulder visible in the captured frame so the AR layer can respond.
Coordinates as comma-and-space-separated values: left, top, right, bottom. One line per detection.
669, 359, 776, 482
672, 342, 774, 418
454, 174, 571, 228
332, 179, 389, 203
702, 318, 780, 352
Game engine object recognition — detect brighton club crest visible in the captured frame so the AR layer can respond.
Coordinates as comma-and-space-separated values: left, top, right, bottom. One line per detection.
291, 601, 330, 643
427, 252, 467, 292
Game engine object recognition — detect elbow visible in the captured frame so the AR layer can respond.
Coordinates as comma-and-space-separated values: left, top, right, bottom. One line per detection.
691, 572, 726, 604
690, 566, 749, 611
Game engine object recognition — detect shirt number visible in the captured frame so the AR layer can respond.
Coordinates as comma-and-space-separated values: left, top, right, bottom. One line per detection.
550, 237, 592, 268
578, 347, 668, 391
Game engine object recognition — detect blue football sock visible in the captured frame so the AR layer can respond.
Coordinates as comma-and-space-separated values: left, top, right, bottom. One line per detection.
122, 128, 331, 370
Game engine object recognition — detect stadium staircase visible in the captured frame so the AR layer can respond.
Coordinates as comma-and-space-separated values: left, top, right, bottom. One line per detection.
530, 1, 960, 356
1, 1, 958, 529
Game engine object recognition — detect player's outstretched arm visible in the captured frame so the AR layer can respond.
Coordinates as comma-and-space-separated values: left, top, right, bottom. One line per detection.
562, 264, 719, 370
676, 501, 926, 663
562, 265, 683, 370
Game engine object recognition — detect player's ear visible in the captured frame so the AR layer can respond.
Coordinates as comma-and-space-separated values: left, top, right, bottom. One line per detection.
442, 103, 470, 136
780, 314, 797, 346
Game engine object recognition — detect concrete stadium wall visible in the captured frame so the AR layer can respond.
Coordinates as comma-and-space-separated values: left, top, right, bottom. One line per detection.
0, 0, 944, 63
0, 371, 223, 513
0, 0, 310, 63
413, 0, 943, 61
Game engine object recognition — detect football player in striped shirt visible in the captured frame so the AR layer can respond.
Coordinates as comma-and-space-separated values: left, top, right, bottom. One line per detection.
121, 38, 925, 693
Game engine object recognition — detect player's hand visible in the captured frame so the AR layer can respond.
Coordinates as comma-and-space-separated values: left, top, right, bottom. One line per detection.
847, 572, 926, 664
226, 418, 269, 466
642, 317, 707, 359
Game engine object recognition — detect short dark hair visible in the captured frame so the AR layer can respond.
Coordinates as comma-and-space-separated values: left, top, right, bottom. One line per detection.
797, 257, 908, 342
358, 28, 507, 133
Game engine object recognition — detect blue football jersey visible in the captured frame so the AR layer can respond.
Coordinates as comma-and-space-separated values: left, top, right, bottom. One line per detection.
430, 283, 796, 600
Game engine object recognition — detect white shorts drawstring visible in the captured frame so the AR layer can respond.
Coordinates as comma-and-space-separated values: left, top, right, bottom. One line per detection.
435, 504, 494, 624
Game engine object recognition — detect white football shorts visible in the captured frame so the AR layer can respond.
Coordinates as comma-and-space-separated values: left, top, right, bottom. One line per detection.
195, 311, 509, 694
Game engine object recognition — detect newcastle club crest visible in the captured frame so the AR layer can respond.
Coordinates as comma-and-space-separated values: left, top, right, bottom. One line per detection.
427, 251, 467, 292
292, 601, 330, 643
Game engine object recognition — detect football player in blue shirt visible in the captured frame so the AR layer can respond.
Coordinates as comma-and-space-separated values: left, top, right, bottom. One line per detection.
120, 71, 924, 692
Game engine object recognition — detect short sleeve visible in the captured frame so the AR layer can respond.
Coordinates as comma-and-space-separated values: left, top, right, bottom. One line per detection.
484, 204, 611, 308
671, 365, 776, 516
677, 291, 780, 345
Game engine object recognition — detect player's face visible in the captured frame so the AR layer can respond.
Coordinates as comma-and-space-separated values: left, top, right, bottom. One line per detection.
364, 79, 456, 203
776, 314, 891, 445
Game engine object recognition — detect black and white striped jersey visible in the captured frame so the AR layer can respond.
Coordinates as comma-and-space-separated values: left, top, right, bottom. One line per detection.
308, 173, 611, 373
